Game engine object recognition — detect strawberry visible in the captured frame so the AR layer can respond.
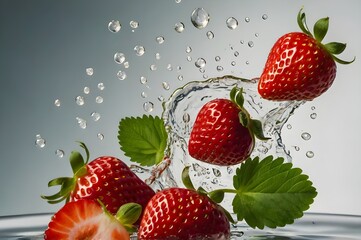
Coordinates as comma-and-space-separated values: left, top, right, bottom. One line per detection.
138, 187, 231, 240
258, 8, 354, 101
44, 199, 141, 240
188, 87, 269, 166
41, 142, 155, 219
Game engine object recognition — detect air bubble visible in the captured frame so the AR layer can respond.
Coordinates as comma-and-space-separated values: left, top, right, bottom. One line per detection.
134, 45, 145, 56
114, 52, 125, 64
174, 22, 185, 33
143, 101, 154, 112
75, 96, 85, 106
195, 58, 206, 68
117, 70, 127, 80
108, 20, 121, 33
86, 68, 94, 76
190, 8, 210, 29
35, 134, 46, 148
306, 151, 314, 158
54, 99, 61, 107
226, 17, 238, 29
301, 132, 311, 141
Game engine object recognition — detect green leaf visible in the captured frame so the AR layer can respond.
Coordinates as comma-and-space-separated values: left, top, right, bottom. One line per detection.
297, 8, 312, 36
313, 17, 329, 42
182, 166, 196, 190
208, 190, 225, 203
118, 115, 168, 166
324, 42, 346, 55
232, 156, 317, 229
249, 119, 271, 141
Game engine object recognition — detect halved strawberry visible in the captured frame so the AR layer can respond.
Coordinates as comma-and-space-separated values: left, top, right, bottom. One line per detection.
44, 199, 141, 240
188, 87, 269, 166
258, 8, 354, 101
41, 142, 155, 219
138, 187, 231, 240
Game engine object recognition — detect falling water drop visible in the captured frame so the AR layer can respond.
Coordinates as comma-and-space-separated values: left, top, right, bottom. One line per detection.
143, 101, 154, 112
156, 36, 165, 44
190, 7, 210, 29
310, 113, 317, 119
226, 17, 238, 29
150, 64, 157, 71
76, 117, 87, 129
155, 53, 161, 60
174, 22, 185, 33
186, 46, 192, 53
301, 132, 311, 141
287, 124, 292, 129
86, 68, 94, 76
215, 56, 221, 62
75, 96, 85, 106
129, 20, 139, 29
248, 41, 254, 48
91, 112, 101, 121
140, 76, 147, 84
83, 87, 90, 94
245, 17, 250, 23
55, 149, 64, 158
212, 168, 222, 177
35, 134, 46, 148
178, 75, 184, 81
262, 14, 268, 20
216, 66, 224, 71
117, 70, 127, 80
206, 31, 214, 39
98, 82, 105, 90
195, 58, 206, 68
95, 96, 103, 104
141, 92, 147, 98
108, 20, 121, 32
306, 151, 314, 158
183, 113, 190, 123
97, 133, 104, 140
134, 45, 145, 56
114, 52, 125, 64
54, 99, 61, 107
167, 64, 173, 71
162, 81, 170, 90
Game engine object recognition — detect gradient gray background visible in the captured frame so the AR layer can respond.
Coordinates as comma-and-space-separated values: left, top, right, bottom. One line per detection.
1, 0, 360, 217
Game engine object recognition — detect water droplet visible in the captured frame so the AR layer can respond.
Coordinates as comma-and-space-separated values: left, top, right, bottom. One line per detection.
215, 56, 221, 62
55, 149, 64, 158
186, 46, 192, 53
123, 61, 129, 68
83, 87, 90, 94
195, 58, 206, 68
155, 53, 161, 60
91, 112, 101, 121
140, 76, 147, 84
240, 40, 244, 44
95, 96, 103, 104
199, 68, 205, 73
75, 96, 85, 106
108, 20, 121, 33
76, 117, 87, 129
97, 133, 104, 140
245, 61, 250, 65
129, 20, 139, 29
54, 99, 61, 107
167, 64, 173, 71
186, 56, 192, 62
248, 41, 254, 48
293, 146, 300, 151
206, 31, 214, 39
234, 51, 239, 57
212, 168, 222, 177
141, 91, 147, 98
150, 64, 157, 71
183, 113, 190, 123
227, 167, 233, 174
255, 33, 259, 37
178, 75, 183, 81
287, 124, 292, 129
134, 45, 145, 56
86, 68, 94, 76
216, 66, 224, 71
311, 106, 316, 110
245, 17, 250, 23
158, 95, 165, 102
162, 81, 170, 90
97, 82, 105, 90
231, 61, 236, 66
175, 0, 181, 3
174, 22, 185, 33
114, 52, 125, 64
310, 113, 317, 119
190, 8, 210, 29
117, 70, 127, 80
143, 101, 154, 112
226, 17, 238, 29
203, 74, 208, 79
306, 151, 314, 158
156, 36, 165, 44
177, 66, 182, 71
35, 134, 46, 148
301, 132, 311, 141
262, 14, 268, 20
211, 178, 219, 184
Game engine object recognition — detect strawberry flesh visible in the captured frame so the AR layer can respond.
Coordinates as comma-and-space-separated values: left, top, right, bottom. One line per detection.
138, 188, 230, 240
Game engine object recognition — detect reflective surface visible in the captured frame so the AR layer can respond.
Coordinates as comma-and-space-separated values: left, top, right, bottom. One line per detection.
1, 213, 360, 240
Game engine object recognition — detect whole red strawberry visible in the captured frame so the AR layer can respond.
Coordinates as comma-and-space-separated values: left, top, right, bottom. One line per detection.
42, 142, 155, 218
188, 87, 269, 166
44, 199, 141, 240
258, 8, 354, 101
138, 188, 231, 240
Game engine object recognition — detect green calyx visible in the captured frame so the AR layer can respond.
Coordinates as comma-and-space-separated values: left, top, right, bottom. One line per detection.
41, 142, 90, 204
297, 7, 355, 64
230, 86, 270, 141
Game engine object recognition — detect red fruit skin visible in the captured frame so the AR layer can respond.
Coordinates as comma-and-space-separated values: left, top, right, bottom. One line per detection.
258, 32, 337, 101
138, 188, 230, 240
188, 99, 254, 166
70, 156, 155, 217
